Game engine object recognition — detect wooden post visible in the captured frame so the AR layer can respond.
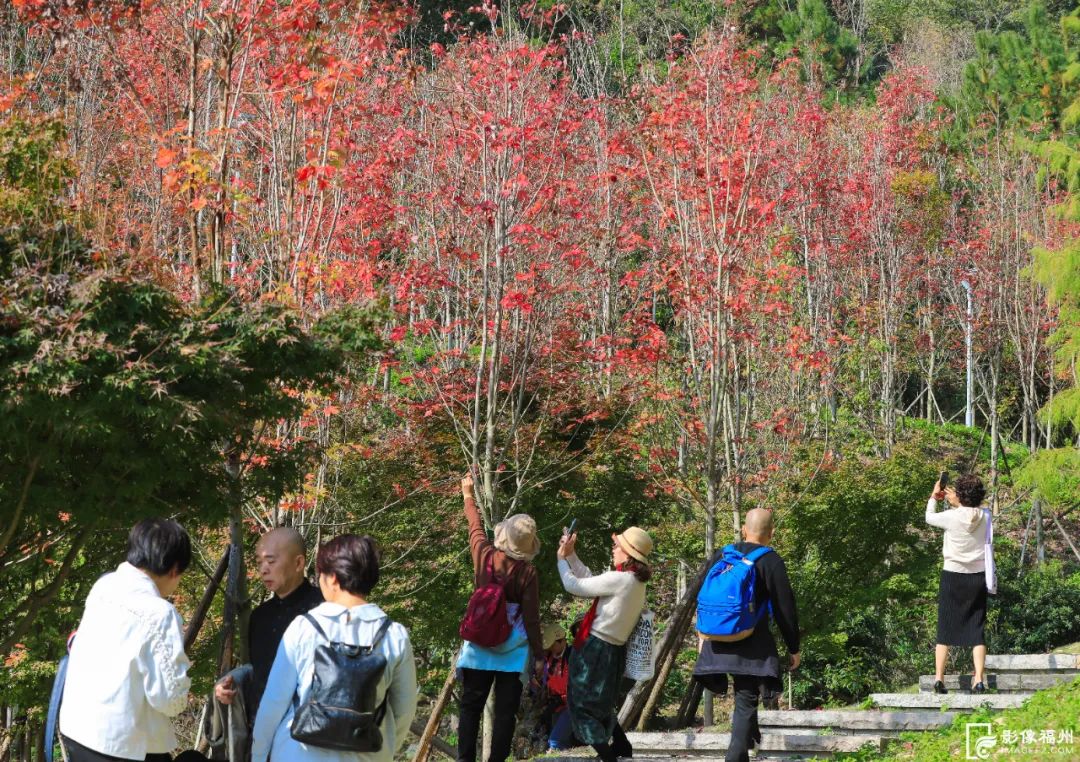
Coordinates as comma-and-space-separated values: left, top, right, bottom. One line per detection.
676, 680, 704, 728
619, 557, 709, 729
636, 643, 681, 731
1053, 513, 1080, 564
413, 650, 460, 762
409, 720, 455, 760
184, 549, 230, 653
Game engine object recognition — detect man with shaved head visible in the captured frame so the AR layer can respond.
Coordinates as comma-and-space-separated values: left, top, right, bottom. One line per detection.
694, 508, 800, 762
214, 527, 323, 710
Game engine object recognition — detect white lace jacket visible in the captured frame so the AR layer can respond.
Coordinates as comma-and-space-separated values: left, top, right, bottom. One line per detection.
59, 562, 191, 758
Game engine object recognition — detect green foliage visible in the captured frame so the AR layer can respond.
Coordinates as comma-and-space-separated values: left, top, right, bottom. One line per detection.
1017, 448, 1080, 507
773, 0, 861, 91
990, 557, 1080, 653
993, 4, 1080, 509
0, 108, 381, 706
957, 3, 1070, 137
0, 112, 73, 242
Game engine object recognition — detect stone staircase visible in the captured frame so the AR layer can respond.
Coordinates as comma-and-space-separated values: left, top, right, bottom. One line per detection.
545, 653, 1079, 760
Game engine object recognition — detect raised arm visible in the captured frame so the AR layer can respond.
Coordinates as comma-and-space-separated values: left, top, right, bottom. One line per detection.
557, 557, 627, 600
462, 476, 489, 569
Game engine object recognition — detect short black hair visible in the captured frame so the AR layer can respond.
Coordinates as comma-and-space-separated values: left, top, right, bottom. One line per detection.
955, 474, 986, 508
126, 518, 192, 576
316, 534, 380, 596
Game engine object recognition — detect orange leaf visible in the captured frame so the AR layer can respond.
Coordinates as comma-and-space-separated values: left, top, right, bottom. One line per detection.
155, 147, 178, 168
190, 196, 208, 211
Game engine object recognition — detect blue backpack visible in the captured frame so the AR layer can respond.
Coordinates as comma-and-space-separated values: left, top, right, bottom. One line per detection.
696, 545, 773, 641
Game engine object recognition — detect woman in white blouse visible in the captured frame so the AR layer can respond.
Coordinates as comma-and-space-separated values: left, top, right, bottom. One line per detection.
925, 474, 990, 694
251, 534, 417, 762
557, 526, 653, 762
60, 519, 193, 762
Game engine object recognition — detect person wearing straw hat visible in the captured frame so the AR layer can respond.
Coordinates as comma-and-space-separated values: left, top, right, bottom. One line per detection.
456, 475, 543, 762
557, 526, 653, 762
535, 623, 574, 752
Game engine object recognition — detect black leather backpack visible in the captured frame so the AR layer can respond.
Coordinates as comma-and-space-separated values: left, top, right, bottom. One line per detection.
290, 614, 394, 752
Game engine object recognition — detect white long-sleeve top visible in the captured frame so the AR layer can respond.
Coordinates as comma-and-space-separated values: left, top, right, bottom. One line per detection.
926, 498, 987, 573
59, 562, 191, 758
251, 602, 417, 762
557, 553, 645, 646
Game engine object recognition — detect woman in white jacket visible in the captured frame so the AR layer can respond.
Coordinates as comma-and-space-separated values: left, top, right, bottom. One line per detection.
60, 518, 193, 762
251, 534, 417, 762
926, 474, 990, 694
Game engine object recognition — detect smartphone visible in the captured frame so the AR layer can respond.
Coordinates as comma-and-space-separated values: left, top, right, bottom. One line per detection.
939, 470, 949, 489
566, 518, 578, 537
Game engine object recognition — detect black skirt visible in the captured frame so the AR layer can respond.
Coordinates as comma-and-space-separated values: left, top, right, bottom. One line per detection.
937, 569, 987, 646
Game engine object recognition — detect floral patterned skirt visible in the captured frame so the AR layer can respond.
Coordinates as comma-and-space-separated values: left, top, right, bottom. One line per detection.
567, 635, 625, 746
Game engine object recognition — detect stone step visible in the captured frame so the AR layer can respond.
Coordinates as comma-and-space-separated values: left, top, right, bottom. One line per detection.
758, 709, 957, 736
984, 654, 1080, 672
625, 731, 884, 757
869, 692, 1031, 711
546, 758, 810, 761
918, 672, 1077, 693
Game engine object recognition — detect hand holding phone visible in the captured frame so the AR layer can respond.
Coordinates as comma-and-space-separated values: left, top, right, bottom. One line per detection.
933, 470, 948, 500
565, 518, 578, 538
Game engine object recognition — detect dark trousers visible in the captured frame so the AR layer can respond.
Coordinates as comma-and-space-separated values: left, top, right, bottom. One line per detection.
726, 675, 765, 762
592, 721, 632, 762
548, 707, 574, 750
60, 736, 172, 762
457, 668, 524, 762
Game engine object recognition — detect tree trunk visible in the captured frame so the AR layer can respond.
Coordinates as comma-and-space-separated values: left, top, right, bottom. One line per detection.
1035, 499, 1045, 566
184, 549, 230, 653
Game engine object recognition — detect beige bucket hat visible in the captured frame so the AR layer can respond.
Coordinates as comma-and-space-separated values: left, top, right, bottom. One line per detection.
494, 513, 540, 562
614, 526, 653, 563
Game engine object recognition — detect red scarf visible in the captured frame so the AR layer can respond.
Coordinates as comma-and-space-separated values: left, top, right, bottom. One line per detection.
573, 562, 631, 650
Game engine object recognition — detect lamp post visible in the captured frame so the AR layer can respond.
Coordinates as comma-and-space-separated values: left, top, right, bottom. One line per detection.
961, 279, 974, 428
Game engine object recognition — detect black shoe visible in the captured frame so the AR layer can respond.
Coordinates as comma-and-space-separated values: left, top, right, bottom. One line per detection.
973, 682, 987, 694
933, 680, 948, 694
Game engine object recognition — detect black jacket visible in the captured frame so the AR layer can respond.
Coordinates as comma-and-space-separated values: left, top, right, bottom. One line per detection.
693, 542, 800, 685
248, 579, 324, 700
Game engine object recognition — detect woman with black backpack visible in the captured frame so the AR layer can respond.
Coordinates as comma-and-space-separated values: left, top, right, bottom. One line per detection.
456, 474, 543, 762
557, 526, 653, 762
251, 534, 417, 762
